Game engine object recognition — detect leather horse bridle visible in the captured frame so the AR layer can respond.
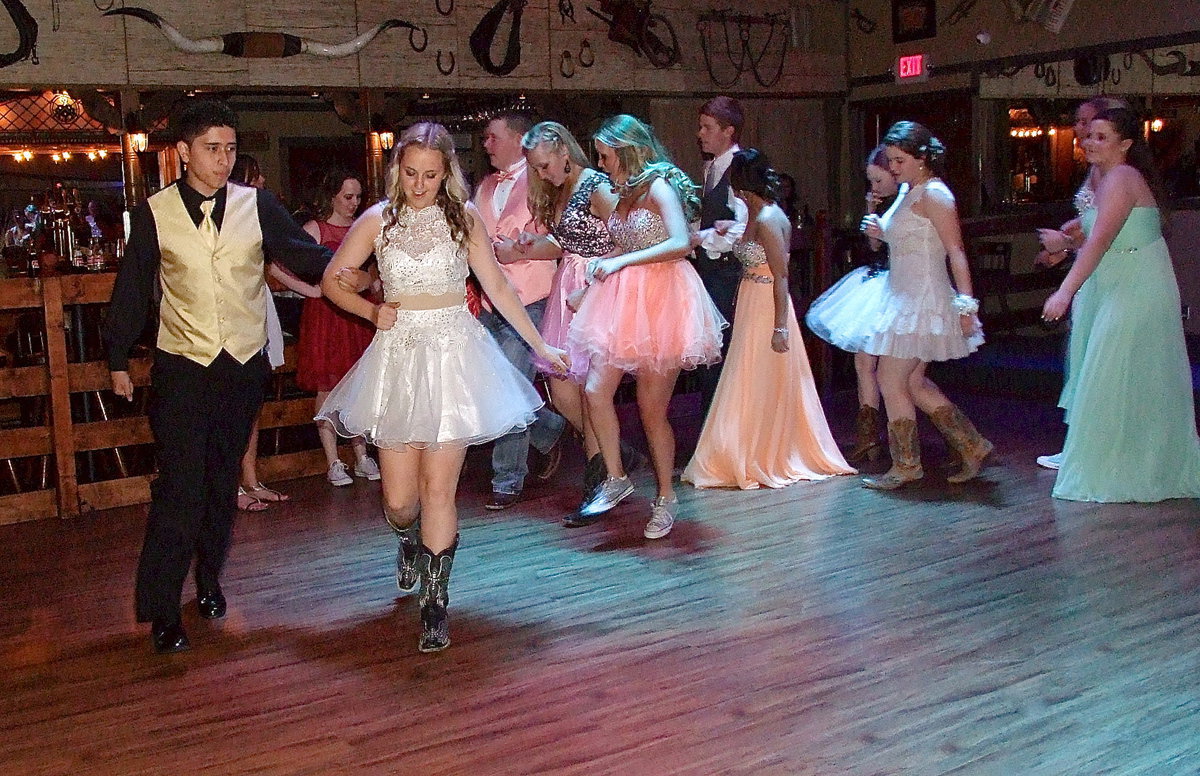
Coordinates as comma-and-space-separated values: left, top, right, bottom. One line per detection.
469, 0, 526, 76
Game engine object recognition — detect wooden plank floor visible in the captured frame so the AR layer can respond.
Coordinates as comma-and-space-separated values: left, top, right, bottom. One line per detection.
2, 392, 1199, 776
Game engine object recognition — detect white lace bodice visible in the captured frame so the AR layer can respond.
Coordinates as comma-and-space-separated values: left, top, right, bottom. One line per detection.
375, 205, 468, 299
878, 179, 956, 303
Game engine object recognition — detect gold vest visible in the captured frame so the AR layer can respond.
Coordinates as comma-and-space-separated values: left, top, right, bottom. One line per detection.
150, 183, 267, 366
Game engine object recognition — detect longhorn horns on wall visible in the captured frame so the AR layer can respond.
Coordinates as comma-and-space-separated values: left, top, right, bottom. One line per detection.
103, 7, 426, 58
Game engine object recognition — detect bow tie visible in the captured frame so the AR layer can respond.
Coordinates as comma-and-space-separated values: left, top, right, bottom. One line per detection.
494, 168, 520, 183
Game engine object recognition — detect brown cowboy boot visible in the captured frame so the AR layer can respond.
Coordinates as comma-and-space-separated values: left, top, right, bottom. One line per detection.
929, 404, 994, 484
862, 418, 923, 490
845, 405, 885, 463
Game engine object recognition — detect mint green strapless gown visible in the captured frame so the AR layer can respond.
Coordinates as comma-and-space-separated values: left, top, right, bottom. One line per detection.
1054, 207, 1200, 502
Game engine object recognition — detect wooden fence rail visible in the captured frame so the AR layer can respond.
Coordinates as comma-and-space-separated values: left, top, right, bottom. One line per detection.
0, 273, 327, 525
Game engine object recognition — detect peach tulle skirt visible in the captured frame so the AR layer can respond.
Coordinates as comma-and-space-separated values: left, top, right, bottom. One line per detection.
567, 259, 726, 375
683, 273, 855, 489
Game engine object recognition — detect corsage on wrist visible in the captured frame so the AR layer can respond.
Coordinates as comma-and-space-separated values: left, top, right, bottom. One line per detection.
952, 294, 980, 316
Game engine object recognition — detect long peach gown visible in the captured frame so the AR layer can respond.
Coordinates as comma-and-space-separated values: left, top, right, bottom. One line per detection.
683, 240, 855, 489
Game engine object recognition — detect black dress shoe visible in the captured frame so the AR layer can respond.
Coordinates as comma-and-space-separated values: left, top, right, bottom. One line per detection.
485, 490, 521, 510
151, 619, 190, 654
197, 587, 227, 619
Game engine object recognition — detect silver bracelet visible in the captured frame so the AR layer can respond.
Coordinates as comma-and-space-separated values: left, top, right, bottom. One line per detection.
952, 294, 979, 315
773, 327, 788, 335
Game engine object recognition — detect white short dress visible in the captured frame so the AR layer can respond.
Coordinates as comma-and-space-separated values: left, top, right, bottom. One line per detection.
316, 204, 542, 450
858, 179, 983, 362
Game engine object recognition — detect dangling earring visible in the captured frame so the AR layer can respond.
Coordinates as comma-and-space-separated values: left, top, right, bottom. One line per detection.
564, 160, 572, 175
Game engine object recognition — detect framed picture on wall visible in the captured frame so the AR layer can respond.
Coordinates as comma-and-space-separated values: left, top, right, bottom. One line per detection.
892, 0, 936, 43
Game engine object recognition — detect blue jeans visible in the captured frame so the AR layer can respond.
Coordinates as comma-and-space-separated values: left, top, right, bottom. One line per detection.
479, 299, 566, 494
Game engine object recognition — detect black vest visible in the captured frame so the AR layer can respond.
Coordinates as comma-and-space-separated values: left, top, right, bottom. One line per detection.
699, 169, 734, 230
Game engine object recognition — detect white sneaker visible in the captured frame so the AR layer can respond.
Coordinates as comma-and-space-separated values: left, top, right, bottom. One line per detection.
1036, 452, 1063, 470
644, 496, 677, 539
327, 460, 353, 486
354, 456, 381, 480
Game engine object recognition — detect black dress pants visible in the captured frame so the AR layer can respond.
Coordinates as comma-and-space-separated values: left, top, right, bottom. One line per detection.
134, 348, 269, 622
693, 254, 742, 415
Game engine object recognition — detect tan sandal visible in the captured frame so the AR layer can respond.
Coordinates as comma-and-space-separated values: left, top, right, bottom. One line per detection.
245, 482, 290, 502
237, 487, 269, 512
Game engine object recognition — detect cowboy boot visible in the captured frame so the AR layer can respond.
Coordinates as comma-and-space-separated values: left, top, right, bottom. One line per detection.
417, 537, 458, 653
582, 453, 606, 503
845, 405, 885, 463
384, 508, 421, 592
930, 405, 994, 484
862, 418, 923, 490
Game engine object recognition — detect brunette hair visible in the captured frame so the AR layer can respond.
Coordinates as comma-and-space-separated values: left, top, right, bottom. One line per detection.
313, 167, 363, 221
382, 122, 472, 249
728, 148, 780, 203
593, 114, 700, 221
1094, 106, 1170, 209
699, 96, 745, 142
1079, 96, 1129, 118
882, 120, 947, 178
521, 121, 593, 228
866, 144, 889, 169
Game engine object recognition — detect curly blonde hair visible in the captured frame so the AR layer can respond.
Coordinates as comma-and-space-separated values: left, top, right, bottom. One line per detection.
382, 122, 473, 248
593, 114, 700, 221
521, 121, 592, 229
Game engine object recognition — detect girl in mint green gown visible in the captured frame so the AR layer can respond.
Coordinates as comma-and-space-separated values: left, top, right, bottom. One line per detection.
1042, 107, 1200, 503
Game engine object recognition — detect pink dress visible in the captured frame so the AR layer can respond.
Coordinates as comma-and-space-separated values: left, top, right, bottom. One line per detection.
537, 171, 615, 383
683, 240, 855, 489
567, 207, 726, 375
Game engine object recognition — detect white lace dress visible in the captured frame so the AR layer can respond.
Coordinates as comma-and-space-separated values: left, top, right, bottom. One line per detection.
859, 179, 984, 361
316, 204, 542, 449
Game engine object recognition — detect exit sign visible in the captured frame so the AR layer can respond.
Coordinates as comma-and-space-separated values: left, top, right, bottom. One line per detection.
896, 53, 930, 82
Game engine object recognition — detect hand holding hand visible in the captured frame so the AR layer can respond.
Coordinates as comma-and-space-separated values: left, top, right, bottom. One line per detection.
373, 301, 400, 331
493, 236, 521, 264
587, 257, 623, 282
111, 370, 134, 401
335, 266, 371, 293
1037, 228, 1071, 255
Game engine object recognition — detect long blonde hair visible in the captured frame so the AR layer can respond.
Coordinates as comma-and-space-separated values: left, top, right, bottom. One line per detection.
593, 114, 700, 221
521, 121, 592, 229
382, 122, 473, 248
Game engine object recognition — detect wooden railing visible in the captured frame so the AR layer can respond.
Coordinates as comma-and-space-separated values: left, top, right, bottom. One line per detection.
0, 272, 329, 525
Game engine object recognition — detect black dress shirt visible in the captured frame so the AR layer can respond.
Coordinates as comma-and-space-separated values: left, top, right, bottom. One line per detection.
104, 180, 332, 371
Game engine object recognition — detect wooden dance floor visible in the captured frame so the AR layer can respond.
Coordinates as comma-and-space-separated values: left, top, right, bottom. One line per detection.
2, 392, 1199, 775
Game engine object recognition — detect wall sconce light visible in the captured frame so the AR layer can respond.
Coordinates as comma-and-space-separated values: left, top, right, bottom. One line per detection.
129, 132, 149, 153
377, 130, 395, 151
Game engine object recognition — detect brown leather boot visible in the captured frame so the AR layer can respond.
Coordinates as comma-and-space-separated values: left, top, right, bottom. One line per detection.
929, 404, 994, 484
862, 418, 923, 490
845, 405, 885, 463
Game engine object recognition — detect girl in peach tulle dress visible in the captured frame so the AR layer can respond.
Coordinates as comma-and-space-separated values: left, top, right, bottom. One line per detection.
683, 149, 854, 489
565, 114, 726, 539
